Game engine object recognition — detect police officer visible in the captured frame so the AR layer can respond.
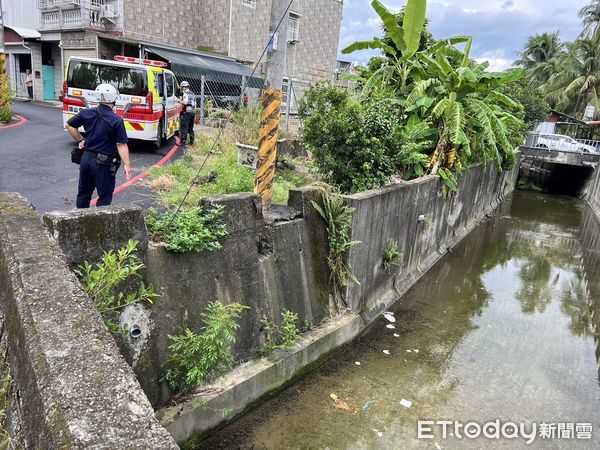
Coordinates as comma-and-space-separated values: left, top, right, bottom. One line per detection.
178, 81, 196, 147
65, 83, 131, 208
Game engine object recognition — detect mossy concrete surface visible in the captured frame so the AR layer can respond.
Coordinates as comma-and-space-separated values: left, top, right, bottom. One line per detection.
584, 160, 600, 219
43, 204, 149, 270
0, 193, 177, 449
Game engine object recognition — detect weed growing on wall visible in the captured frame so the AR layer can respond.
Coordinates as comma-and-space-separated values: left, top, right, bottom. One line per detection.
0, 372, 14, 449
144, 206, 228, 253
163, 302, 249, 392
75, 240, 158, 331
383, 240, 403, 270
311, 187, 361, 310
259, 310, 300, 355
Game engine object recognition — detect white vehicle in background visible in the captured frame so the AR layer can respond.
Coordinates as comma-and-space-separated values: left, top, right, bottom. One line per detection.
535, 133, 598, 153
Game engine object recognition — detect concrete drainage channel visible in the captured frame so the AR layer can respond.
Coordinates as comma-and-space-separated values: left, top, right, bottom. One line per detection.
0, 158, 524, 447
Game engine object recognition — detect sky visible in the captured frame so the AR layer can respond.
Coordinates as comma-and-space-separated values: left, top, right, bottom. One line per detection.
338, 0, 590, 71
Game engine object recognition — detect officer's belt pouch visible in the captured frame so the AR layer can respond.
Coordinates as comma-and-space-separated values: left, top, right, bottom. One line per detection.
96, 153, 109, 164
71, 146, 83, 165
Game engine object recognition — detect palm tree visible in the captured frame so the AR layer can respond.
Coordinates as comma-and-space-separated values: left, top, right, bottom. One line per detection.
544, 38, 600, 118
514, 32, 563, 87
579, 0, 600, 39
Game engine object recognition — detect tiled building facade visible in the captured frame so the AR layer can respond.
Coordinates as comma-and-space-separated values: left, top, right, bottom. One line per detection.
4, 0, 343, 101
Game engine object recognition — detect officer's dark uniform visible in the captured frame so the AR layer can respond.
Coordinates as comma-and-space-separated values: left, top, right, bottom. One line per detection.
67, 103, 128, 208
179, 89, 196, 145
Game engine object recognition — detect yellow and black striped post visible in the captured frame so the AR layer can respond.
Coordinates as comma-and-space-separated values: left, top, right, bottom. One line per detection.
255, 88, 282, 205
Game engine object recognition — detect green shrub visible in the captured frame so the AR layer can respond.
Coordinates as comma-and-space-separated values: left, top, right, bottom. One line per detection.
0, 55, 12, 123
163, 302, 249, 392
232, 105, 261, 146
75, 240, 158, 330
144, 206, 228, 253
300, 84, 399, 193
259, 310, 300, 355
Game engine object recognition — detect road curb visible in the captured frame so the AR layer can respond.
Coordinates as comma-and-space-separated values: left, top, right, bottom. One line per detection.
0, 115, 28, 131
90, 138, 183, 206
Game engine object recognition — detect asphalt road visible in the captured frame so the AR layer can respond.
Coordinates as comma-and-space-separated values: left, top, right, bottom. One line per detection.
0, 101, 178, 214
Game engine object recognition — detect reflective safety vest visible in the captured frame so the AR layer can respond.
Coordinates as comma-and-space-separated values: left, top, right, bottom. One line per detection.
183, 91, 195, 112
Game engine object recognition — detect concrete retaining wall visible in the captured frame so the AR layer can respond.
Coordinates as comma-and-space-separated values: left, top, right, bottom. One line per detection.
344, 161, 520, 318
0, 193, 177, 449
585, 163, 600, 219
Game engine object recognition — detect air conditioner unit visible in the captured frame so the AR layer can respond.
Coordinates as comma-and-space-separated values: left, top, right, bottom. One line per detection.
99, 4, 117, 19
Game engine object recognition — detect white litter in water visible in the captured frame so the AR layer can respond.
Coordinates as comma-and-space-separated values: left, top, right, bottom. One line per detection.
383, 313, 396, 323
406, 349, 412, 353
400, 399, 412, 408
354, 361, 361, 366
372, 428, 384, 437
386, 324, 396, 329
435, 443, 442, 450
414, 349, 419, 353
393, 333, 400, 337
383, 350, 390, 355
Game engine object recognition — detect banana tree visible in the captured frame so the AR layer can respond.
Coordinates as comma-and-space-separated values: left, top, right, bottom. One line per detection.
407, 37, 524, 180
341, 0, 428, 95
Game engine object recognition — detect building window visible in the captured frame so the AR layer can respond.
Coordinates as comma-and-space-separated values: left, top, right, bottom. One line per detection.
288, 13, 300, 43
241, 0, 256, 8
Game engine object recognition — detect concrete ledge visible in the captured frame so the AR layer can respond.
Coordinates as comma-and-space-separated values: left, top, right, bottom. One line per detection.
43, 205, 148, 269
157, 313, 363, 445
0, 193, 177, 449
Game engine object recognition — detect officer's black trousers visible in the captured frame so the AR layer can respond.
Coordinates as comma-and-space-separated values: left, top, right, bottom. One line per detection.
76, 155, 115, 208
179, 112, 195, 145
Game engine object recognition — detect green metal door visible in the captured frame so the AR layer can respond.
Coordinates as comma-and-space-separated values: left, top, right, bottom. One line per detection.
42, 65, 54, 100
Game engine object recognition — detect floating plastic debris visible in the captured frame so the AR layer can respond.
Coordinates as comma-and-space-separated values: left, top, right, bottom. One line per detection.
435, 443, 442, 450
386, 324, 396, 329
393, 333, 400, 337
383, 350, 390, 355
407, 349, 412, 353
400, 399, 412, 408
383, 313, 396, 323
414, 349, 419, 353
363, 400, 375, 411
354, 361, 361, 366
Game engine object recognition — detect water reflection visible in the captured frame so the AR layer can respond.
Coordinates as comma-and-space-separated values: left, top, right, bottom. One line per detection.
201, 191, 600, 449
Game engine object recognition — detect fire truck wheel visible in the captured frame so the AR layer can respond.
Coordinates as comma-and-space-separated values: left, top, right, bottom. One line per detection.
154, 121, 164, 150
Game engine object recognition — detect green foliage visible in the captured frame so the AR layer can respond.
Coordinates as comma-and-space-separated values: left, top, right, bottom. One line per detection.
0, 372, 13, 449
0, 55, 12, 123
311, 187, 360, 310
75, 240, 158, 330
144, 206, 228, 253
299, 83, 429, 192
163, 302, 249, 392
259, 310, 300, 355
383, 240, 402, 269
232, 105, 261, 146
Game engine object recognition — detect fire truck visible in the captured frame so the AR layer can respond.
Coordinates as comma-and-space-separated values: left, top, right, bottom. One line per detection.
63, 55, 182, 149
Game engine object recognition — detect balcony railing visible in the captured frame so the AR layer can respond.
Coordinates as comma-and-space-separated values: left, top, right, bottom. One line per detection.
39, 0, 81, 8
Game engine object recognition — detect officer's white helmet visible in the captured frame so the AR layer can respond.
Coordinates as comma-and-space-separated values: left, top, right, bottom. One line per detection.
180, 81, 190, 88
95, 83, 119, 103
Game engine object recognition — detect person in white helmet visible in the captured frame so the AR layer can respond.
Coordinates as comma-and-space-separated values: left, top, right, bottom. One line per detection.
178, 80, 195, 147
65, 83, 131, 208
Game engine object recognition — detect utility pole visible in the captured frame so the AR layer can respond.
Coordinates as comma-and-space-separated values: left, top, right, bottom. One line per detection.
256, 0, 289, 205
265, 0, 289, 90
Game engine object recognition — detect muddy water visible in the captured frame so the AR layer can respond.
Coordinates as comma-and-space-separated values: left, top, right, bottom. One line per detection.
201, 191, 600, 449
